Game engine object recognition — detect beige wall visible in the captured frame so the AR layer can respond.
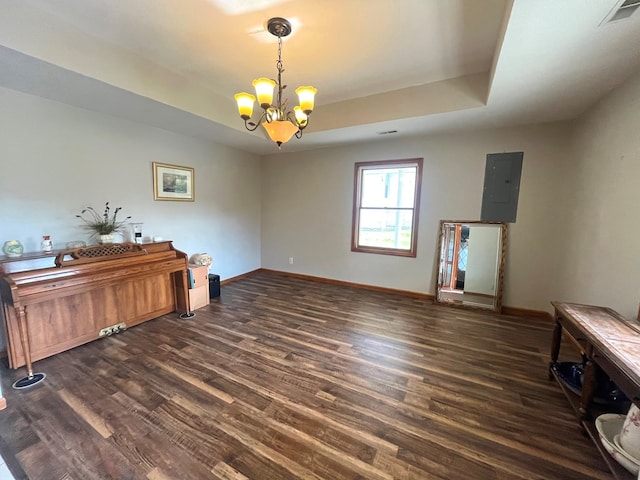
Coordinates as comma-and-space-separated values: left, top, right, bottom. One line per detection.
2, 67, 639, 328
554, 70, 640, 320
260, 122, 574, 312
261, 68, 640, 319
0, 86, 262, 281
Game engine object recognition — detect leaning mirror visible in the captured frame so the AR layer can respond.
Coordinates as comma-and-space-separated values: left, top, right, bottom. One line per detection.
435, 220, 507, 312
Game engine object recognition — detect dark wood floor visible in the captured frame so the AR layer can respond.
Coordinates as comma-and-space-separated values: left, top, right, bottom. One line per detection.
0, 271, 613, 479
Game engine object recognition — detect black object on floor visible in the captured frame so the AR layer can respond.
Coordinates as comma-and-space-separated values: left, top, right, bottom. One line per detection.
552, 361, 629, 406
12, 372, 46, 389
209, 274, 220, 299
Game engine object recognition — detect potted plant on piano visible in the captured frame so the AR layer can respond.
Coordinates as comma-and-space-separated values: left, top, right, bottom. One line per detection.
77, 202, 131, 244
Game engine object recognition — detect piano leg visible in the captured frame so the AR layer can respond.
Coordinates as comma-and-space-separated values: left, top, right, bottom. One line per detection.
12, 305, 46, 389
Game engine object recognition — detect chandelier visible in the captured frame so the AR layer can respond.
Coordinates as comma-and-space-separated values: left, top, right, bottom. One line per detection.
234, 17, 317, 148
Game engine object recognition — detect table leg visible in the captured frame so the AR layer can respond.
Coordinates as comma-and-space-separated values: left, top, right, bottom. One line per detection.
549, 318, 563, 379
579, 358, 597, 423
15, 305, 34, 377
12, 305, 46, 389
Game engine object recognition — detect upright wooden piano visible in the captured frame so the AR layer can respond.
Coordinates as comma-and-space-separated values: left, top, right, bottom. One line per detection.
0, 241, 189, 383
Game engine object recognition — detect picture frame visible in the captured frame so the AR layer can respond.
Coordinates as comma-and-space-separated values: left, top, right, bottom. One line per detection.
152, 162, 195, 202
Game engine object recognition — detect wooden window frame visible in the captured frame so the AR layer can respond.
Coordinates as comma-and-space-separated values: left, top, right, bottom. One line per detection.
351, 158, 423, 257
441, 224, 463, 290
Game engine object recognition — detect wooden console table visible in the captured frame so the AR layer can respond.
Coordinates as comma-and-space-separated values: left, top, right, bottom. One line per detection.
550, 301, 640, 480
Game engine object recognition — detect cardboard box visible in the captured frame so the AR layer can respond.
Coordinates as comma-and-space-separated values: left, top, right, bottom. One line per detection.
188, 265, 209, 310
189, 284, 209, 311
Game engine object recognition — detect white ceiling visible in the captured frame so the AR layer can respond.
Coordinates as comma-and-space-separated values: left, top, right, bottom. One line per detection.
1, 0, 639, 155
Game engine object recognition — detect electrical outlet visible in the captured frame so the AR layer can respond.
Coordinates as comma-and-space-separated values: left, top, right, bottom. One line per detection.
288, 257, 294, 264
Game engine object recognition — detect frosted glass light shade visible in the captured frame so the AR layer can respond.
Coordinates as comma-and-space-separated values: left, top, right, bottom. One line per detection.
235, 92, 256, 119
253, 78, 276, 108
295, 86, 317, 114
293, 106, 308, 127
262, 120, 299, 146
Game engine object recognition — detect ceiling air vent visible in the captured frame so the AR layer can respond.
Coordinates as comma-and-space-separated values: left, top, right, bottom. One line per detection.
601, 0, 640, 24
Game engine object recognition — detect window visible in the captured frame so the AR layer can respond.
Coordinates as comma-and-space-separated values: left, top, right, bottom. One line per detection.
351, 158, 423, 257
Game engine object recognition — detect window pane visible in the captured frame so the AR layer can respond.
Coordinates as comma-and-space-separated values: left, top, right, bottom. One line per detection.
361, 167, 416, 208
444, 263, 452, 286
447, 229, 455, 261
358, 209, 413, 250
352, 158, 422, 257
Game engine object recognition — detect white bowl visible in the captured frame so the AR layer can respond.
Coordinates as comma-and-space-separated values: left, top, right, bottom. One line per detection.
621, 404, 640, 461
615, 434, 640, 467
595, 413, 640, 475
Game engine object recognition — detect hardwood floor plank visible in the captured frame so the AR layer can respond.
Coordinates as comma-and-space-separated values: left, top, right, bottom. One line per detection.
221, 401, 393, 480
325, 380, 609, 479
15, 441, 73, 480
148, 358, 235, 404
57, 389, 114, 439
0, 271, 615, 479
213, 408, 327, 480
211, 461, 250, 480
166, 345, 402, 455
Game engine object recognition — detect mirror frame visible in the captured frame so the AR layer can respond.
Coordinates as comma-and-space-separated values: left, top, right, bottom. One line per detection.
434, 220, 508, 313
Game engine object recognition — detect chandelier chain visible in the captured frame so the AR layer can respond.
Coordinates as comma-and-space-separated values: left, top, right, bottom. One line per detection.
276, 35, 284, 112
277, 35, 283, 71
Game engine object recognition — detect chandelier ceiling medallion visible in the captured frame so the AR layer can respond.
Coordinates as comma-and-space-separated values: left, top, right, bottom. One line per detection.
234, 17, 317, 148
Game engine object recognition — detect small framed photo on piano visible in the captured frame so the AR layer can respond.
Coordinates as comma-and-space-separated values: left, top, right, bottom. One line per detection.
153, 162, 195, 202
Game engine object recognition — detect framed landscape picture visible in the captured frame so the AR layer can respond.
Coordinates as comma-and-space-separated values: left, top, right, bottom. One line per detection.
152, 162, 195, 201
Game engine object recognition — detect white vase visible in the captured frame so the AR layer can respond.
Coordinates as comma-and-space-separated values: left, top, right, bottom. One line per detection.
41, 235, 53, 252
99, 233, 115, 244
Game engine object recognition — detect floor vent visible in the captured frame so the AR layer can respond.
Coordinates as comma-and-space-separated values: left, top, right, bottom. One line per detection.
376, 130, 398, 135
601, 0, 640, 24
